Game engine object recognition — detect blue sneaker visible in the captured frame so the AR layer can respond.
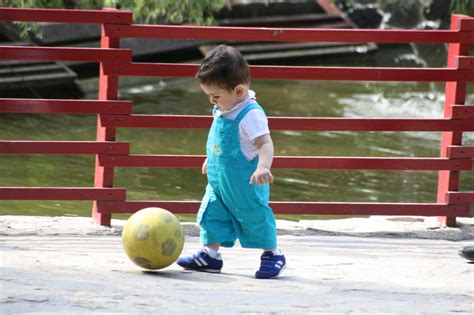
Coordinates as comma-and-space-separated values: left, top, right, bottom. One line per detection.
255, 251, 286, 279
176, 249, 223, 273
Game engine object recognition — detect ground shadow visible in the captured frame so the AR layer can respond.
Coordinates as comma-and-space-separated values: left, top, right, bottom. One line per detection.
138, 269, 238, 283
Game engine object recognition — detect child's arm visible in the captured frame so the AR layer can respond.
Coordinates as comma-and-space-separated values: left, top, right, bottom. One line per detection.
202, 158, 207, 175
249, 134, 274, 185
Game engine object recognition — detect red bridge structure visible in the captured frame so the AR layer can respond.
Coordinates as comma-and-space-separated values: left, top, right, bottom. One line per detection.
0, 7, 473, 227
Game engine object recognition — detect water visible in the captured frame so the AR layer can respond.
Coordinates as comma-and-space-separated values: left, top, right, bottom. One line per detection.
1, 44, 473, 219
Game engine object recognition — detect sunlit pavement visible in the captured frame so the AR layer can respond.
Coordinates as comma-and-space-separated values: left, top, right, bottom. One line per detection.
1, 217, 472, 314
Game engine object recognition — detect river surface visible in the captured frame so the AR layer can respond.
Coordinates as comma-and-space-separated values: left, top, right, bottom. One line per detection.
1, 44, 472, 219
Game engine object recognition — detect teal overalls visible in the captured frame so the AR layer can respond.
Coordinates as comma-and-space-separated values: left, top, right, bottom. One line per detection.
197, 102, 277, 249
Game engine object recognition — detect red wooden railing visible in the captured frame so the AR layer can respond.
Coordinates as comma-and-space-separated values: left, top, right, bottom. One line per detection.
0, 7, 473, 226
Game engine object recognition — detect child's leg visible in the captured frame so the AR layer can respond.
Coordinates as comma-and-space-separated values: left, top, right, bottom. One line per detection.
197, 184, 237, 247
204, 243, 220, 258
264, 248, 283, 254
176, 185, 232, 273
206, 244, 220, 251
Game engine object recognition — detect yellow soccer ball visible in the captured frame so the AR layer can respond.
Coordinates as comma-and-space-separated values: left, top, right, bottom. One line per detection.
122, 207, 184, 270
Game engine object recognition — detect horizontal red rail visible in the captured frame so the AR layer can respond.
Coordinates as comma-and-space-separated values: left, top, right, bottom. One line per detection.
447, 146, 474, 158
446, 191, 474, 204
0, 7, 133, 24
0, 99, 132, 114
100, 114, 474, 131
269, 118, 474, 131
271, 157, 472, 170
0, 46, 131, 62
104, 24, 474, 44
451, 105, 474, 118
101, 114, 211, 129
0, 141, 129, 155
250, 66, 474, 82
96, 200, 470, 216
460, 17, 474, 30
98, 154, 473, 170
103, 63, 474, 82
103, 63, 198, 77
0, 187, 126, 200
457, 56, 474, 68
99, 155, 204, 168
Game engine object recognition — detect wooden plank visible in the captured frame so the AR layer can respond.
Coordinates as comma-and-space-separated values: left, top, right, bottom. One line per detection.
101, 114, 474, 131
218, 13, 341, 27
103, 62, 198, 78
447, 146, 474, 158
242, 43, 374, 62
250, 65, 474, 82
317, 0, 344, 15
103, 63, 474, 82
269, 202, 469, 216
97, 200, 200, 213
99, 154, 204, 168
459, 17, 474, 31
269, 117, 474, 131
456, 56, 474, 69
98, 154, 473, 170
0, 46, 131, 62
451, 105, 474, 118
96, 200, 470, 217
0, 63, 66, 75
234, 41, 361, 54
101, 114, 212, 129
0, 187, 126, 200
446, 191, 474, 204
0, 7, 132, 24
0, 99, 132, 114
0, 72, 77, 88
0, 141, 129, 155
271, 156, 472, 170
104, 24, 474, 44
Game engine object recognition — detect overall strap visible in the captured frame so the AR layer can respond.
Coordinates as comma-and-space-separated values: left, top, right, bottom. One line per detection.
235, 102, 263, 123
212, 105, 220, 117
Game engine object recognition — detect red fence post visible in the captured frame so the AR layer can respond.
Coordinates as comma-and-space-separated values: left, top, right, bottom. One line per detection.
437, 15, 471, 227
92, 8, 124, 225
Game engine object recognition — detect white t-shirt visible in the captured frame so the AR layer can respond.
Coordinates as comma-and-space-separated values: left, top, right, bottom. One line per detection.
213, 90, 269, 160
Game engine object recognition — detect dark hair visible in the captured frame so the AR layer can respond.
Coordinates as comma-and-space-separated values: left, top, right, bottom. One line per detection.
195, 45, 250, 91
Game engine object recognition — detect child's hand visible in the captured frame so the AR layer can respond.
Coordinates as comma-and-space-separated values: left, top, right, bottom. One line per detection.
249, 166, 273, 185
202, 158, 207, 175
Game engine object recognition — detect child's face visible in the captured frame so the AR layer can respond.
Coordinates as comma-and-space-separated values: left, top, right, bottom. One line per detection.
200, 83, 246, 110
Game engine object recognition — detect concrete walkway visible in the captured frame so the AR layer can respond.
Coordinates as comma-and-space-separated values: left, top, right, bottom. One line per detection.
1, 216, 473, 314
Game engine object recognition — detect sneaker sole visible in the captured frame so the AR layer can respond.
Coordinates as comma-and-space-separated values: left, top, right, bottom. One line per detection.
255, 263, 287, 279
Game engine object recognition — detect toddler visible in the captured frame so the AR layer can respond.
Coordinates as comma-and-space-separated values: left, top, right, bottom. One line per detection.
177, 45, 286, 279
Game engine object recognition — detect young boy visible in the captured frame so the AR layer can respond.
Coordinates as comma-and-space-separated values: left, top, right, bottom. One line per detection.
176, 45, 286, 279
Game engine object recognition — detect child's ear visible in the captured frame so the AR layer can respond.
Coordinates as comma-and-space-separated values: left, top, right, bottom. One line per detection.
234, 84, 245, 97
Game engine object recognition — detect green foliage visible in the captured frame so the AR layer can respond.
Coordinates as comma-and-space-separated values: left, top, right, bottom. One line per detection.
0, 0, 228, 39
450, 0, 474, 15
125, 0, 228, 25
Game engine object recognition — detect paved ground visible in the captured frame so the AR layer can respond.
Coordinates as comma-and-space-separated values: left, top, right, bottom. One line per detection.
1, 216, 473, 314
